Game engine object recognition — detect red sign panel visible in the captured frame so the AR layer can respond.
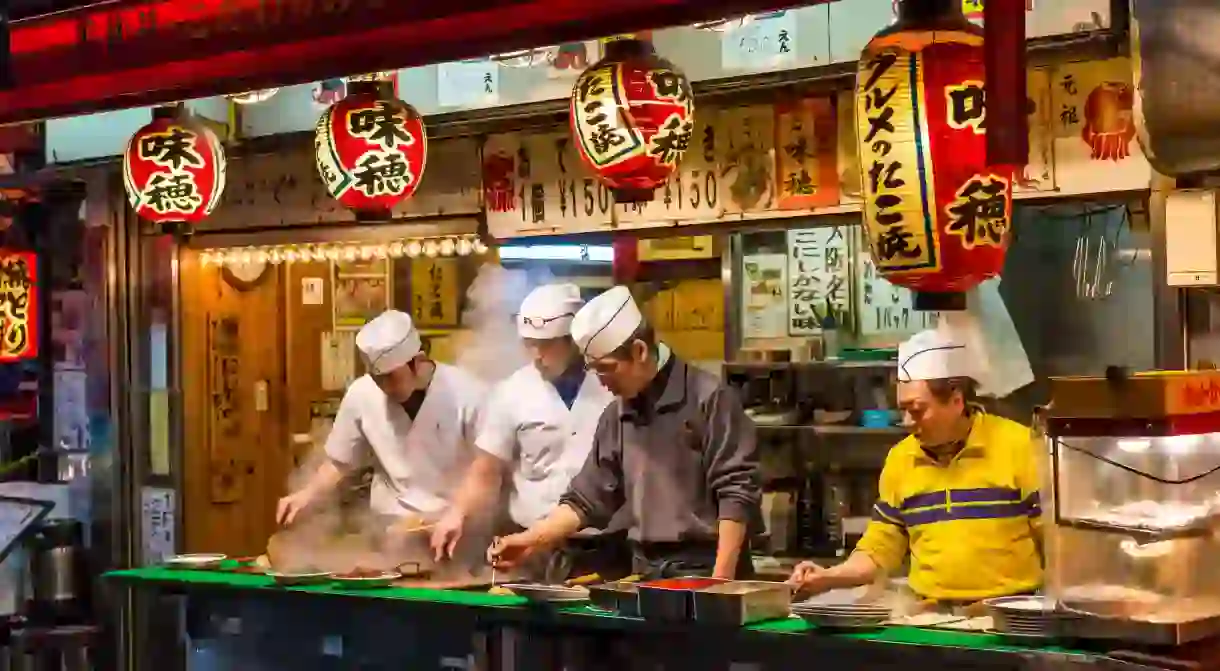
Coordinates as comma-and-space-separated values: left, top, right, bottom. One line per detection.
1, 0, 822, 124
0, 251, 37, 363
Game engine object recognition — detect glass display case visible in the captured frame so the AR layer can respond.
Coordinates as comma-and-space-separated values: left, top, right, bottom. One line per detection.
1041, 370, 1220, 644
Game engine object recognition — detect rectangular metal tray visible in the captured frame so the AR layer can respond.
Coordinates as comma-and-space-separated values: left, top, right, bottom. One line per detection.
637, 578, 727, 623
589, 581, 640, 617
691, 581, 792, 626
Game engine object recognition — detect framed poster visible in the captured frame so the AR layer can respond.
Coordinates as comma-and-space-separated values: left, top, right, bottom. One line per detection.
332, 259, 391, 330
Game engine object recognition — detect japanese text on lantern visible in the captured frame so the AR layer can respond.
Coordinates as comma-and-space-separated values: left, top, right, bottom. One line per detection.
786, 226, 850, 336
572, 65, 645, 168
855, 51, 937, 272
346, 102, 416, 199
646, 69, 695, 166
136, 126, 205, 216
0, 254, 34, 362
946, 80, 986, 134
946, 174, 1010, 249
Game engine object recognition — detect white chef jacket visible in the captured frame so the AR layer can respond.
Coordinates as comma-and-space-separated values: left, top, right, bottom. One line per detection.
475, 364, 614, 528
325, 363, 488, 518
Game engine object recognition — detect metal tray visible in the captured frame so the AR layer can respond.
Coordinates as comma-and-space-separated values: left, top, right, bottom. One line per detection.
588, 581, 640, 617
691, 581, 792, 626
637, 577, 727, 623
499, 583, 590, 603
1059, 606, 1220, 646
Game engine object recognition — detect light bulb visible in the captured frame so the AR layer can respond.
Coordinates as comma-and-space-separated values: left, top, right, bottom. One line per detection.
240, 249, 253, 264
456, 238, 472, 256
360, 246, 375, 260
374, 245, 389, 259
325, 247, 341, 261
473, 239, 489, 254
284, 248, 299, 263
406, 241, 422, 258
423, 241, 439, 258
311, 246, 329, 262
343, 246, 359, 262
439, 238, 456, 256
200, 252, 213, 266
268, 249, 283, 265
388, 242, 405, 258
255, 250, 270, 264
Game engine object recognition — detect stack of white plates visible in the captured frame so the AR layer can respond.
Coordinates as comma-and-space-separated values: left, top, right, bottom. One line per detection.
790, 602, 891, 629
982, 596, 1060, 638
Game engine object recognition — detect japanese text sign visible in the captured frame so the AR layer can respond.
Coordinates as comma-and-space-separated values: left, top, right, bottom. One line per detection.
0, 252, 38, 363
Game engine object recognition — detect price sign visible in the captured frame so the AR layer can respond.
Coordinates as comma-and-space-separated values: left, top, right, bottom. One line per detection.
786, 225, 851, 336
437, 59, 500, 108
721, 11, 798, 72
483, 131, 615, 239
856, 250, 938, 337
615, 109, 723, 228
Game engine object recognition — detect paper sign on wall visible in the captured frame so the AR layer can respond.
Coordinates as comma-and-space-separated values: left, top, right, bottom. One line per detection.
721, 12, 798, 71
301, 277, 324, 306
141, 487, 175, 565
437, 59, 500, 109
786, 226, 851, 336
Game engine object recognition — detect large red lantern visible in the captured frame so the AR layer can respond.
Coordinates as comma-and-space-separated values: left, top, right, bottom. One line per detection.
314, 78, 427, 220
122, 106, 226, 230
570, 39, 694, 203
855, 0, 1013, 299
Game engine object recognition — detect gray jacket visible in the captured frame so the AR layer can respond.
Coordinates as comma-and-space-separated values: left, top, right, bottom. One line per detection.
559, 356, 761, 543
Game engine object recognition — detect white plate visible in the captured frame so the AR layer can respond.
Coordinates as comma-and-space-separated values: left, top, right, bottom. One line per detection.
166, 553, 226, 568
267, 571, 331, 586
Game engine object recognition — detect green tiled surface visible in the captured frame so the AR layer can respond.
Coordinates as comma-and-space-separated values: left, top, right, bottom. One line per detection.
107, 567, 1090, 656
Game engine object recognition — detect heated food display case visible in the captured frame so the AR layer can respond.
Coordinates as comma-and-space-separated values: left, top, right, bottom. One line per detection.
1041, 370, 1220, 644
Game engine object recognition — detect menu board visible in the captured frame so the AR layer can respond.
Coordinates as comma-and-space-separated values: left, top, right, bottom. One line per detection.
0, 496, 52, 565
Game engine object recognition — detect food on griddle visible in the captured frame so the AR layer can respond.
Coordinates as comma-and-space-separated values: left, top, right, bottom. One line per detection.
334, 566, 390, 579
488, 586, 514, 595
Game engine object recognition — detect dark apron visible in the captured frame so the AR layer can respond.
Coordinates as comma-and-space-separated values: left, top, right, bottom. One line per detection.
630, 541, 754, 580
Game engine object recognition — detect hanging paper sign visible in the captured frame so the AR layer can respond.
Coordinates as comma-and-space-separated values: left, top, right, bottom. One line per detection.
774, 97, 839, 210
857, 250, 938, 337
721, 11, 797, 72
548, 42, 596, 78
437, 59, 500, 108
742, 253, 788, 339
786, 226, 851, 336
0, 251, 37, 362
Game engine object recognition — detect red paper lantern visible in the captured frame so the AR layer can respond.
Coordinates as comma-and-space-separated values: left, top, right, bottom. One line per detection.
570, 39, 694, 203
855, 0, 1013, 297
0, 250, 37, 363
123, 107, 226, 228
315, 79, 427, 219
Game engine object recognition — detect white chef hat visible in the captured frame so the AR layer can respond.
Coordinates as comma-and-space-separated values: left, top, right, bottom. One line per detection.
571, 285, 643, 359
517, 283, 585, 339
355, 310, 422, 375
897, 329, 976, 383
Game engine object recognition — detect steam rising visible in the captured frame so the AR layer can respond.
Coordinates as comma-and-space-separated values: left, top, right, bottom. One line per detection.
271, 262, 543, 579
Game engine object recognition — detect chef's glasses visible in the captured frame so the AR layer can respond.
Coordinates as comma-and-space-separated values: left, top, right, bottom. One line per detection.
518, 312, 575, 328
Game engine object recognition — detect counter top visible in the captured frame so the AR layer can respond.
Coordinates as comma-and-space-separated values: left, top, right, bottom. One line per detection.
105, 566, 1096, 661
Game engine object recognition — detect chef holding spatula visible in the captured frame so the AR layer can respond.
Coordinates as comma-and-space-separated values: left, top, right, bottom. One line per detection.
487, 286, 762, 580
433, 284, 630, 582
275, 310, 490, 565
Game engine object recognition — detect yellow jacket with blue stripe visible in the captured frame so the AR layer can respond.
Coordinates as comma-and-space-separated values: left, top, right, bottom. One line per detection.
854, 412, 1043, 601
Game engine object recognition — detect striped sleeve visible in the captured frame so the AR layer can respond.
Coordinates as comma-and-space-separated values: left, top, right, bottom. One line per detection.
1015, 432, 1044, 530
853, 457, 908, 572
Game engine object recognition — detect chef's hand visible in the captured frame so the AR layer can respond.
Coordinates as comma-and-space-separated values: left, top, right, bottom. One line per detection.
430, 510, 465, 561
486, 533, 539, 569
275, 489, 317, 526
787, 561, 832, 599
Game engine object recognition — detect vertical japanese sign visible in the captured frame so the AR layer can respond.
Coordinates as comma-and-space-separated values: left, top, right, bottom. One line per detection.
410, 258, 460, 328
0, 251, 37, 362
1049, 57, 1151, 195
786, 226, 851, 336
774, 97, 840, 210
855, 51, 939, 274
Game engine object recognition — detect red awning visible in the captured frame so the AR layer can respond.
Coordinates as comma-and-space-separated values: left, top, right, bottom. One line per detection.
0, 0, 823, 124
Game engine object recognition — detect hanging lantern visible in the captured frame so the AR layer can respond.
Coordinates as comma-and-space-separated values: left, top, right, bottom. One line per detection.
0, 250, 37, 363
315, 77, 426, 220
855, 0, 1013, 300
122, 106, 227, 232
570, 38, 694, 203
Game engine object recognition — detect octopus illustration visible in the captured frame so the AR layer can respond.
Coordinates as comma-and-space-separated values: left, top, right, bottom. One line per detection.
1081, 81, 1136, 161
